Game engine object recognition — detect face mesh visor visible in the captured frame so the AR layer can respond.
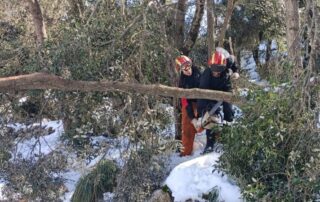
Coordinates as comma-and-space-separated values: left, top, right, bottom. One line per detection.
210, 64, 226, 73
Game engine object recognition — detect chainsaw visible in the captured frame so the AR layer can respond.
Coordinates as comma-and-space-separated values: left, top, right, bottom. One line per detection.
194, 101, 223, 131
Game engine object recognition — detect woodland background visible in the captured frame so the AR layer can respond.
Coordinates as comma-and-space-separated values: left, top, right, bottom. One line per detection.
0, 0, 319, 201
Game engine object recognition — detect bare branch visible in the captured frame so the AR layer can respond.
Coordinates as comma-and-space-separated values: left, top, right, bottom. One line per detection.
0, 73, 240, 103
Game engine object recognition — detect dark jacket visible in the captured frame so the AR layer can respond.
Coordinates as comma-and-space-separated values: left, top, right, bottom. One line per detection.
179, 65, 201, 119
197, 67, 234, 122
226, 57, 238, 73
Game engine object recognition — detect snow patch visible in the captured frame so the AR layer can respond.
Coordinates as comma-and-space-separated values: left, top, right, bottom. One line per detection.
165, 152, 242, 202
12, 120, 64, 160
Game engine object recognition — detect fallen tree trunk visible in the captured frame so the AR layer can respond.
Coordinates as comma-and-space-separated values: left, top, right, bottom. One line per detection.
0, 73, 240, 103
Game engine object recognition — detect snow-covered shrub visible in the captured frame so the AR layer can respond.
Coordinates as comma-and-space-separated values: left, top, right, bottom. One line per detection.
71, 160, 118, 202
218, 79, 320, 201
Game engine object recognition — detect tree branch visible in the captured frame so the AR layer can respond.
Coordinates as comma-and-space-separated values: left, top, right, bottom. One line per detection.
0, 73, 240, 104
182, 0, 205, 55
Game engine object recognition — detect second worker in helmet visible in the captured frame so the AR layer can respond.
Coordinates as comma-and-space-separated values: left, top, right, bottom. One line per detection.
195, 47, 239, 154
175, 55, 201, 156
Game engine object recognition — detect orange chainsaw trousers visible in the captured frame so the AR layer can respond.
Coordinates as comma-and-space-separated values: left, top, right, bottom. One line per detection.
180, 103, 197, 156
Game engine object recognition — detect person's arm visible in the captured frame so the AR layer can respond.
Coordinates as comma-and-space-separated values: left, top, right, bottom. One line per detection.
227, 57, 238, 73
224, 76, 233, 92
223, 102, 234, 122
197, 68, 211, 116
227, 57, 239, 80
186, 67, 201, 119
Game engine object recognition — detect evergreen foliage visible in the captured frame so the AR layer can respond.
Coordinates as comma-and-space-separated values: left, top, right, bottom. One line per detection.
230, 0, 285, 51
218, 76, 320, 200
71, 160, 118, 202
202, 186, 220, 202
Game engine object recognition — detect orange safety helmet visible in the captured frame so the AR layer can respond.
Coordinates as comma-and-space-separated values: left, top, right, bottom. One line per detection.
208, 47, 230, 72
175, 55, 192, 72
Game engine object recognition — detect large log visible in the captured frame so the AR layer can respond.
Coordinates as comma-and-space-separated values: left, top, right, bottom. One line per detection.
0, 73, 239, 103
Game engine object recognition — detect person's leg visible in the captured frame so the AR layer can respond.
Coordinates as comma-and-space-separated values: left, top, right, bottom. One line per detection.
223, 102, 234, 122
181, 107, 197, 156
202, 129, 215, 154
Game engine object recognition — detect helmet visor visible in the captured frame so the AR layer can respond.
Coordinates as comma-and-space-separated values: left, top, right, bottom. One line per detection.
211, 64, 226, 73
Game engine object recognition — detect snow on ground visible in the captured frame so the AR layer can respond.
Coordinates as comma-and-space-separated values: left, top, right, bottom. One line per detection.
258, 42, 267, 65
166, 152, 241, 202
61, 170, 82, 201
10, 120, 64, 160
240, 50, 264, 84
1, 116, 244, 202
0, 179, 7, 201
165, 132, 242, 202
240, 50, 269, 87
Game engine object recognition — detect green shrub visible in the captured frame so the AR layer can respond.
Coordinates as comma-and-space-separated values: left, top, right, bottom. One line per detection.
71, 160, 118, 202
203, 186, 220, 202
0, 149, 11, 164
218, 83, 320, 201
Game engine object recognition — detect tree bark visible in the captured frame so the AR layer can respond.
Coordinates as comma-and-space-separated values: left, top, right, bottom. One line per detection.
170, 0, 206, 139
284, 0, 302, 67
175, 0, 188, 50
25, 0, 47, 46
0, 73, 239, 103
181, 0, 205, 55
218, 0, 235, 47
308, 0, 320, 72
207, 0, 215, 60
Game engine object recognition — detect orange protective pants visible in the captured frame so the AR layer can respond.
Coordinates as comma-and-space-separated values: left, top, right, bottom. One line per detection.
180, 103, 197, 156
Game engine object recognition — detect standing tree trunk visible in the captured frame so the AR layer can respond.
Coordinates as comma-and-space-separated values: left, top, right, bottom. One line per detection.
161, 1, 183, 140
25, 0, 47, 46
207, 0, 215, 60
25, 0, 47, 69
218, 0, 235, 47
181, 0, 205, 55
284, 0, 302, 67
308, 0, 320, 72
25, 0, 47, 123
163, 0, 205, 139
175, 0, 188, 50
303, 0, 312, 68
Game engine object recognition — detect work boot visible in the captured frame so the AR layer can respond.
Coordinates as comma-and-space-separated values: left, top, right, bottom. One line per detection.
202, 133, 215, 154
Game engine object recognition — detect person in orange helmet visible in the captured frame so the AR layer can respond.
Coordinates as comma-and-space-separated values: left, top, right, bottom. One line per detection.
193, 47, 239, 154
175, 55, 201, 156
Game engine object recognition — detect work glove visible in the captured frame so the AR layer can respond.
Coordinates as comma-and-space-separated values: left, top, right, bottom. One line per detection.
191, 118, 201, 130
201, 113, 222, 129
231, 72, 240, 80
